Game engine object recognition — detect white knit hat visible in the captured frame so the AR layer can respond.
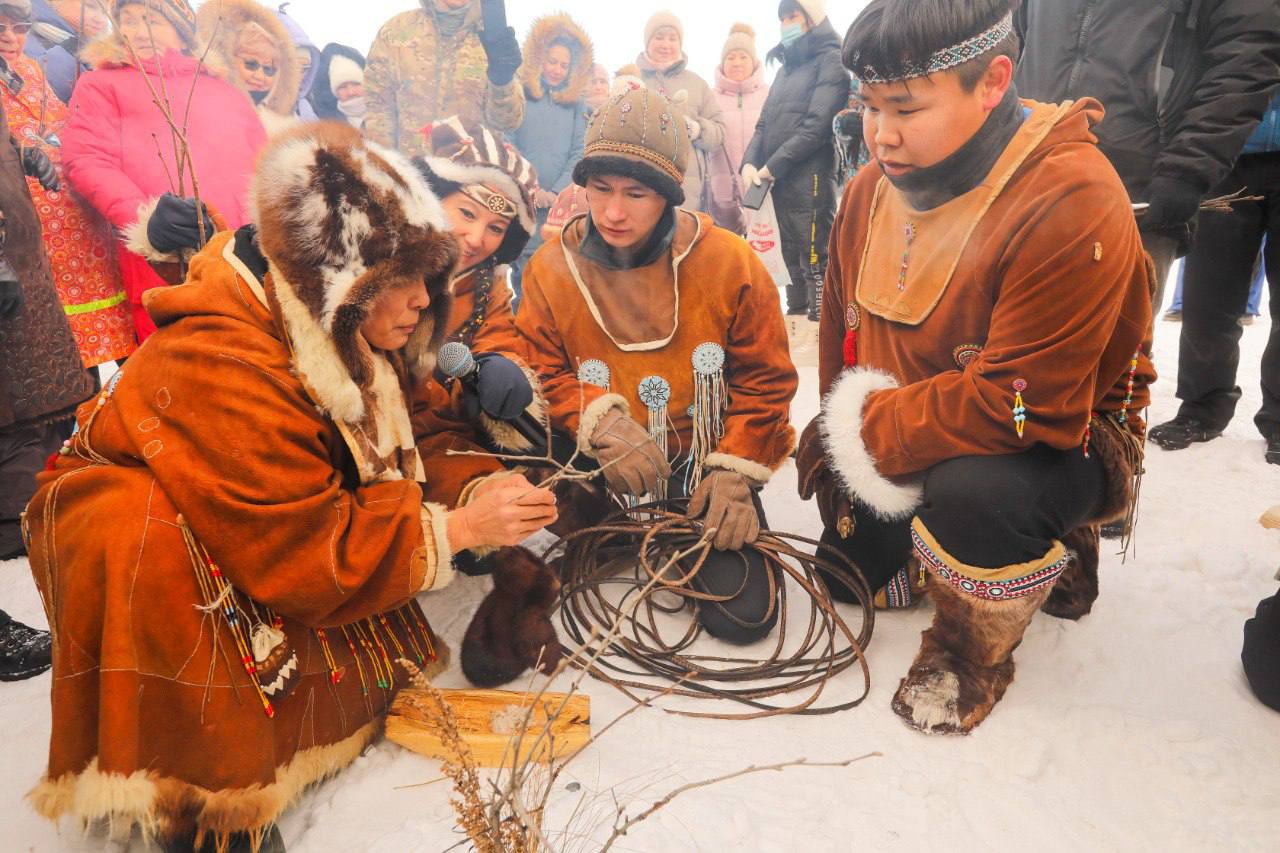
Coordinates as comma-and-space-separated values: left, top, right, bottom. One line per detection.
644, 10, 682, 46
328, 54, 363, 97
721, 23, 758, 66
794, 0, 827, 24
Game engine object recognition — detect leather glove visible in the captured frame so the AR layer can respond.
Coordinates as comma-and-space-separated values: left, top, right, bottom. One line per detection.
685, 116, 702, 142
463, 352, 535, 420
0, 256, 22, 319
146, 192, 216, 255
479, 24, 522, 86
20, 144, 59, 192
688, 470, 760, 551
796, 416, 855, 539
590, 408, 671, 497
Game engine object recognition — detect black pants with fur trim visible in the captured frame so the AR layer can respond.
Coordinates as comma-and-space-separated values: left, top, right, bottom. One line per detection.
820, 446, 1108, 598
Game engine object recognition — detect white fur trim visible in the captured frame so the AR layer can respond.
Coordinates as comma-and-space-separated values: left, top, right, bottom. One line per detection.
420, 502, 456, 591
123, 197, 179, 263
29, 723, 380, 843
270, 264, 366, 424
819, 368, 923, 520
702, 452, 774, 484
897, 670, 963, 733
577, 392, 630, 455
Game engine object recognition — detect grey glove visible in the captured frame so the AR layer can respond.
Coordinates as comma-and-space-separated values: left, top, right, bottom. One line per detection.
590, 408, 670, 497
687, 470, 760, 551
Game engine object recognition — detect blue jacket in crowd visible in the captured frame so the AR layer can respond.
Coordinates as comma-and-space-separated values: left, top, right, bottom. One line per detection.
1242, 92, 1280, 155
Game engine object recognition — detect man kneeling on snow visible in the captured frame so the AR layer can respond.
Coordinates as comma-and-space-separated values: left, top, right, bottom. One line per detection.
797, 0, 1155, 733
516, 82, 798, 645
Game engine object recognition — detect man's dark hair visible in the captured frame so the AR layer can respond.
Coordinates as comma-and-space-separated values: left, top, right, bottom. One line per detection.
842, 0, 1020, 91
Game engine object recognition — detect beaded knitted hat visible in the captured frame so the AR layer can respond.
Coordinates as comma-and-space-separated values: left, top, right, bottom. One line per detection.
573, 84, 690, 206
849, 11, 1014, 84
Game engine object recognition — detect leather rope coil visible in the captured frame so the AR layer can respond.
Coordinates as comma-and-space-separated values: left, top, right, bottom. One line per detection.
549, 503, 875, 719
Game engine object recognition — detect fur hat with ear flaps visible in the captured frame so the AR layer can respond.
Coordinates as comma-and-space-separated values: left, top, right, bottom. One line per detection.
520, 14, 594, 107
253, 122, 458, 479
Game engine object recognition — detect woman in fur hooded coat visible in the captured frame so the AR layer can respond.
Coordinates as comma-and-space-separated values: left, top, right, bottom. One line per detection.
196, 0, 303, 136
25, 123, 557, 851
62, 0, 266, 341
509, 13, 592, 295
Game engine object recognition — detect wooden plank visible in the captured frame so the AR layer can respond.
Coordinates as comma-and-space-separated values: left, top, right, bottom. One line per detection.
386, 688, 591, 768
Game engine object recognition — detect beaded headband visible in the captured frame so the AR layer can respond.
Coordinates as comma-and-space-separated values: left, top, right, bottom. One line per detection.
853, 12, 1013, 84
460, 184, 516, 220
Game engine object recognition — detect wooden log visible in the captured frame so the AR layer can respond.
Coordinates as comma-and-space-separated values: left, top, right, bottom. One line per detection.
385, 687, 591, 768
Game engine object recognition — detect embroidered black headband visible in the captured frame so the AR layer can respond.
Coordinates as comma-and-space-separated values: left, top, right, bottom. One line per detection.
853, 12, 1013, 84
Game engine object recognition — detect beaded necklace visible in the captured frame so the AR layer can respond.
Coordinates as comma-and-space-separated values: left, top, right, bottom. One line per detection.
450, 261, 497, 348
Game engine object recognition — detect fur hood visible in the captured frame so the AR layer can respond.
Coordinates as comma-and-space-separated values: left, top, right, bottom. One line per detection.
519, 14, 593, 107
196, 0, 302, 117
252, 122, 458, 440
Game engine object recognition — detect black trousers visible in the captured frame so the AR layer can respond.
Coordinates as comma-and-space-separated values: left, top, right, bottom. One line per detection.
1176, 152, 1280, 438
0, 418, 72, 558
776, 202, 834, 316
1243, 587, 1280, 712
821, 445, 1108, 596
547, 436, 779, 645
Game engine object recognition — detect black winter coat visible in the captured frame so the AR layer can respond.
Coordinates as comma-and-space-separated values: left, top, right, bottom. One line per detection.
1015, 0, 1280, 201
744, 19, 848, 212
309, 43, 366, 122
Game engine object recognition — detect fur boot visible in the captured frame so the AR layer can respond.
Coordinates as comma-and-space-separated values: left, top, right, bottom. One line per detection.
461, 547, 562, 687
1041, 524, 1100, 620
892, 572, 1053, 734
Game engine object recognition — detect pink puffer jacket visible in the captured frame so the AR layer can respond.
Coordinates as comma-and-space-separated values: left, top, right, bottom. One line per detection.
63, 40, 266, 339
707, 64, 769, 209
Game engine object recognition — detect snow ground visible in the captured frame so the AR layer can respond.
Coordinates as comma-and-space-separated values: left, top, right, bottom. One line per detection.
3, 317, 1279, 852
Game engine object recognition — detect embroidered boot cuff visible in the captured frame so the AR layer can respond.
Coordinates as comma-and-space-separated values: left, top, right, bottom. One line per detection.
911, 517, 1067, 601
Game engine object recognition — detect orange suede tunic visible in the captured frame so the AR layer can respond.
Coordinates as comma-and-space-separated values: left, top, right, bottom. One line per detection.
518, 210, 798, 479
819, 99, 1155, 479
413, 266, 527, 506
25, 234, 452, 832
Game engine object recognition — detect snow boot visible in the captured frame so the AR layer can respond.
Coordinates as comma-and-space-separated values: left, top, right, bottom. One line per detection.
1148, 416, 1223, 450
891, 520, 1064, 735
1042, 525, 1099, 620
1265, 433, 1280, 466
0, 609, 52, 681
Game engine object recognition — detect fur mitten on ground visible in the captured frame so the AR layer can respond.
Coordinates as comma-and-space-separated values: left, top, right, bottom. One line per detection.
461, 546, 562, 687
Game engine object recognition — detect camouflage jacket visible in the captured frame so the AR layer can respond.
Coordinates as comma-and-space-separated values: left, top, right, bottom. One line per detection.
365, 5, 524, 156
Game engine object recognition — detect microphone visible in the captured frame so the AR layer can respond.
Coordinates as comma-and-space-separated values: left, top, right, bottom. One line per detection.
437, 342, 546, 452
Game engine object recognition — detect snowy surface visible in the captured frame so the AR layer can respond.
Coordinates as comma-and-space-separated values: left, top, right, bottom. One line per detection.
3, 316, 1279, 852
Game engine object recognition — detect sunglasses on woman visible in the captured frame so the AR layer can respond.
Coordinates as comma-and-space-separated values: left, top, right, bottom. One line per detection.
0, 23, 32, 35
240, 58, 277, 77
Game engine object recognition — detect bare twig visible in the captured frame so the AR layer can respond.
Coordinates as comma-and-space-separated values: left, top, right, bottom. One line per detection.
600, 754, 883, 851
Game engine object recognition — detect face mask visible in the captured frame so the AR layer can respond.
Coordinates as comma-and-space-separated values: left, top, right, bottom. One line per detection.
781, 23, 804, 47
338, 96, 366, 120
249, 89, 268, 105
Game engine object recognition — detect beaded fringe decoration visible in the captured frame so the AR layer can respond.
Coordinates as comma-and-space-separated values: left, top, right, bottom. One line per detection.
687, 343, 727, 493
638, 375, 671, 501
180, 519, 438, 717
